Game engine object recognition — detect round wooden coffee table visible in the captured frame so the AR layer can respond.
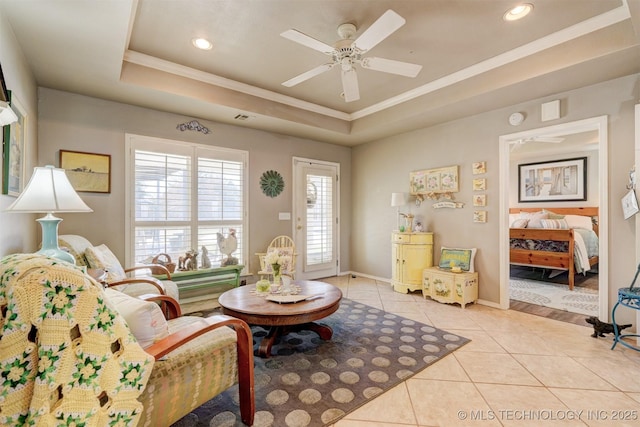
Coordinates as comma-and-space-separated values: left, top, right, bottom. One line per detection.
218, 280, 342, 357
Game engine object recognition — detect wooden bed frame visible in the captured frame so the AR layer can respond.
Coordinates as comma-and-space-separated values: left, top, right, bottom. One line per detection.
509, 207, 599, 290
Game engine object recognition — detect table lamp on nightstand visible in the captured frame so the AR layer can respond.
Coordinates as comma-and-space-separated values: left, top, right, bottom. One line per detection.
5, 165, 93, 264
390, 192, 408, 231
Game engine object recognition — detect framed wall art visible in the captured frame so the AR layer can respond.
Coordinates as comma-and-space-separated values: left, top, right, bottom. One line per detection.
473, 194, 486, 207
518, 157, 587, 202
59, 150, 111, 193
473, 210, 487, 223
410, 165, 458, 195
472, 178, 486, 191
2, 91, 27, 196
472, 161, 486, 175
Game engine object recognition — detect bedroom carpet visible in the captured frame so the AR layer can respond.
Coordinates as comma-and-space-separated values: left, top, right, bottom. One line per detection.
171, 297, 470, 427
509, 278, 598, 317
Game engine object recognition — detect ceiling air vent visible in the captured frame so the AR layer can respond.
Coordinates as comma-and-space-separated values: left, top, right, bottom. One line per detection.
234, 114, 250, 121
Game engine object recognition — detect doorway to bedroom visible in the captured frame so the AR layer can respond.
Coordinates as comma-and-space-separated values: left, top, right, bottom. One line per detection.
498, 116, 609, 323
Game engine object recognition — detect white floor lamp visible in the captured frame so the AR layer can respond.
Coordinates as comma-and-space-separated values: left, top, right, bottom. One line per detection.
5, 165, 93, 264
390, 192, 407, 231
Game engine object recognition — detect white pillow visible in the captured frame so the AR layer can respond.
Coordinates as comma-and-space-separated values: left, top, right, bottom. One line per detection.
519, 211, 549, 228
510, 218, 529, 228
564, 214, 593, 230
104, 288, 169, 349
439, 246, 477, 273
509, 213, 519, 225
540, 218, 569, 229
84, 244, 127, 283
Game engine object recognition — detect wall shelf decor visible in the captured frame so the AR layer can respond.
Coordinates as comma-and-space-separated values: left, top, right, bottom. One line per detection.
410, 165, 459, 201
59, 150, 111, 193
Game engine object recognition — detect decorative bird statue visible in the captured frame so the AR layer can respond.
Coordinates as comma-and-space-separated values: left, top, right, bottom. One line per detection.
201, 245, 211, 269
217, 228, 238, 266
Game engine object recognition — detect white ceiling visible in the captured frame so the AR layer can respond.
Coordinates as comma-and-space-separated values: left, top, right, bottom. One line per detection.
1, 0, 639, 146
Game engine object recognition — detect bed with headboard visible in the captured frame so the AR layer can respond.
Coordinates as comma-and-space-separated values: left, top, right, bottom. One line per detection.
509, 207, 599, 290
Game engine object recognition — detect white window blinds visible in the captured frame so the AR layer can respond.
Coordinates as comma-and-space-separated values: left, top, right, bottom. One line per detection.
126, 134, 247, 269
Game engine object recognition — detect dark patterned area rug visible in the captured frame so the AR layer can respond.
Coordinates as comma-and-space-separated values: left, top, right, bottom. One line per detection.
171, 298, 470, 427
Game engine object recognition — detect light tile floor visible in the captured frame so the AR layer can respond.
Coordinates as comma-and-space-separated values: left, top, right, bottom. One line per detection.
319, 275, 640, 427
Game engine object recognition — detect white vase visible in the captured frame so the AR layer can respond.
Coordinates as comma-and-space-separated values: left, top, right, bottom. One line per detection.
280, 275, 293, 295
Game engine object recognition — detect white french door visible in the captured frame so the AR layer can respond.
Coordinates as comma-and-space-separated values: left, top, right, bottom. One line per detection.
293, 158, 339, 280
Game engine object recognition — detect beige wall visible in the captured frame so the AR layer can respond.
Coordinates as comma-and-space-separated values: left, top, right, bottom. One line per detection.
352, 74, 639, 323
0, 7, 38, 256
36, 88, 352, 276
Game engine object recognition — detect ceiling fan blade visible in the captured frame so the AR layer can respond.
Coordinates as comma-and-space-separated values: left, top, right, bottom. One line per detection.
341, 69, 360, 102
360, 57, 422, 77
533, 136, 565, 143
353, 9, 405, 52
282, 63, 334, 87
280, 29, 335, 54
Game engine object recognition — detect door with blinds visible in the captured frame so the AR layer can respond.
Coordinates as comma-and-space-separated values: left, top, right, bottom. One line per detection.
293, 158, 339, 280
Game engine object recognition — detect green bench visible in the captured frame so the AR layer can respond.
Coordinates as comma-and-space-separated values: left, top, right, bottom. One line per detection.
154, 265, 244, 312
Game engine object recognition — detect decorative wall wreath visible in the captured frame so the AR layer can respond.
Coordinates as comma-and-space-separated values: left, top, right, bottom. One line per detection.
260, 170, 284, 198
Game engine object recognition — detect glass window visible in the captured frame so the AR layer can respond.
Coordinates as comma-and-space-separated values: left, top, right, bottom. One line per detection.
126, 135, 247, 270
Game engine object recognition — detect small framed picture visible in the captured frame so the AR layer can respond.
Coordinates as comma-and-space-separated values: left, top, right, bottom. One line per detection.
2, 91, 27, 197
60, 150, 111, 193
472, 161, 486, 175
473, 178, 486, 191
473, 210, 487, 223
473, 194, 486, 207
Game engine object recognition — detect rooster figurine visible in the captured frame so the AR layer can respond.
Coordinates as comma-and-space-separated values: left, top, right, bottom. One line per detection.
217, 228, 238, 266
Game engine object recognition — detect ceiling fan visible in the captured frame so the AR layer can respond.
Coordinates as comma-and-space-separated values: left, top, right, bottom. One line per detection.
280, 9, 422, 102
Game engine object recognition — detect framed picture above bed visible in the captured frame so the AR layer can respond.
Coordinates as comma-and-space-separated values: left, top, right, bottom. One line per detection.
518, 157, 587, 202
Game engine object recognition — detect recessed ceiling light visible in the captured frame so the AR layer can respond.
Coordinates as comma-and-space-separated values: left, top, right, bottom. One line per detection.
503, 3, 533, 21
192, 38, 213, 50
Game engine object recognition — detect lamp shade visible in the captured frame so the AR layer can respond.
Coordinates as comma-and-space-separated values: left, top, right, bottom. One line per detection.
6, 165, 93, 213
390, 192, 408, 207
5, 165, 92, 264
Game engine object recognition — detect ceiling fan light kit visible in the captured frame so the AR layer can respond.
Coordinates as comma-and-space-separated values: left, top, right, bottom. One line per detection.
280, 9, 423, 102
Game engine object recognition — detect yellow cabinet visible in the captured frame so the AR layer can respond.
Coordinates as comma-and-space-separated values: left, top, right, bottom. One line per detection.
422, 267, 478, 308
391, 232, 433, 293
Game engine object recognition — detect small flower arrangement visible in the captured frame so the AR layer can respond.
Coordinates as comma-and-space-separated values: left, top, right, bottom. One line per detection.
265, 251, 291, 276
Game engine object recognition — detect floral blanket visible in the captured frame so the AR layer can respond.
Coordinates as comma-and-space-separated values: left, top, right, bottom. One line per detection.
0, 254, 154, 426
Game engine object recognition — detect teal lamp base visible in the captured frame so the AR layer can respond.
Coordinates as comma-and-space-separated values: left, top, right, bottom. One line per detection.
36, 213, 75, 264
